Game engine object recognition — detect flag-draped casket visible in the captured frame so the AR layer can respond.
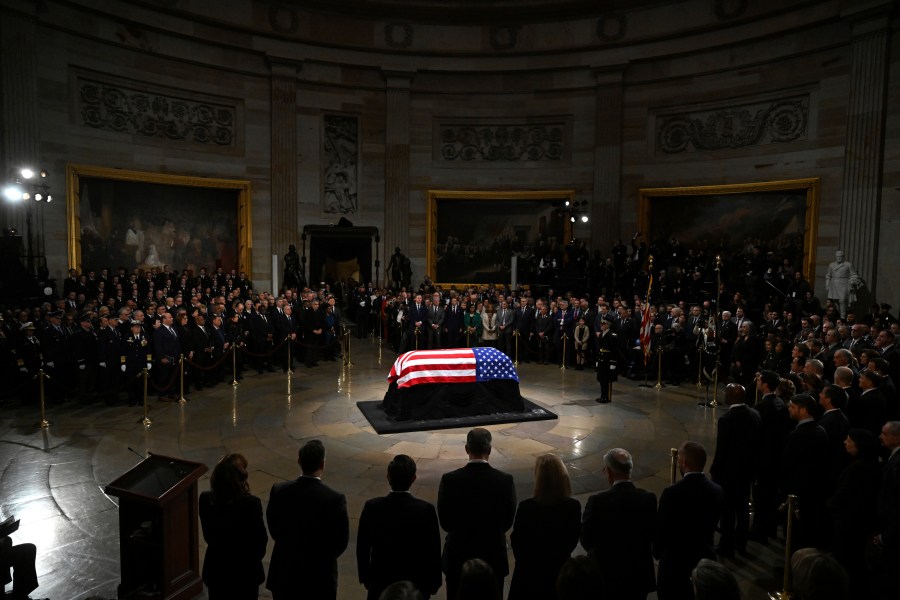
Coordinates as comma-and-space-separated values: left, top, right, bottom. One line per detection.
382, 348, 524, 421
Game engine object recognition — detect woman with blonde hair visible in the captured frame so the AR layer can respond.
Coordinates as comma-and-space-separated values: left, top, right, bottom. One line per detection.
481, 302, 498, 348
198, 453, 269, 599
508, 454, 581, 600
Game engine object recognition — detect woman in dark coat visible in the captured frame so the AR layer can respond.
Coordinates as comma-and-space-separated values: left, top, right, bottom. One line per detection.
825, 428, 883, 599
508, 454, 582, 600
199, 453, 269, 599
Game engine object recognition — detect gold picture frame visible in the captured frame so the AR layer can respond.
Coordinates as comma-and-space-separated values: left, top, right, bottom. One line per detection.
426, 189, 576, 288
637, 178, 819, 281
66, 164, 252, 276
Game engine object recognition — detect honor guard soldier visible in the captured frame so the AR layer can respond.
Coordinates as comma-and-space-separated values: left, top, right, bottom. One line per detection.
121, 320, 152, 406
595, 317, 619, 403
72, 313, 100, 401
14, 323, 42, 403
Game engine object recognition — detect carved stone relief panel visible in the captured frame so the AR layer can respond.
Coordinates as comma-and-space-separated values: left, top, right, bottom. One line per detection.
436, 119, 569, 164
323, 114, 359, 214
75, 72, 239, 149
655, 95, 809, 154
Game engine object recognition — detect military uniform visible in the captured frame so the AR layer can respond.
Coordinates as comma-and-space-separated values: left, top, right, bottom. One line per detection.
595, 325, 619, 403
120, 324, 153, 406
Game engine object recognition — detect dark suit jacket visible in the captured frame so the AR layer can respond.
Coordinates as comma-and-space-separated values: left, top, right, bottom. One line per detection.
153, 325, 181, 363
198, 492, 268, 591
581, 482, 657, 596
857, 388, 888, 435
356, 491, 442, 600
710, 404, 762, 486
780, 420, 830, 504
408, 304, 429, 334
878, 449, 900, 548
508, 496, 582, 600
756, 393, 791, 474
437, 462, 516, 579
266, 476, 349, 599
654, 473, 723, 570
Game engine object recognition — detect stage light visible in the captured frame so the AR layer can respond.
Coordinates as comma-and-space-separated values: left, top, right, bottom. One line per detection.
3, 185, 23, 201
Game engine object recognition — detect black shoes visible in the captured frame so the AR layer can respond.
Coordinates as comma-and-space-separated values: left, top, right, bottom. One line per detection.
595, 397, 611, 404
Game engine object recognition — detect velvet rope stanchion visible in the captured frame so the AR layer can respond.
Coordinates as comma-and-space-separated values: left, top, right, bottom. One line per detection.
560, 333, 568, 370
696, 346, 704, 388
33, 369, 50, 429
286, 336, 293, 375
139, 368, 152, 427
669, 448, 678, 484
655, 346, 665, 389
231, 346, 239, 386
513, 330, 519, 366
769, 494, 798, 600
343, 327, 354, 367
178, 354, 187, 404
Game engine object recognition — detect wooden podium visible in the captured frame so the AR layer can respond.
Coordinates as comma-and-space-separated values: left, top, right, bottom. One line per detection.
105, 453, 208, 600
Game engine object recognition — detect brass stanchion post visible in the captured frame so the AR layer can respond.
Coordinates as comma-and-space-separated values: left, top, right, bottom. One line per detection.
560, 333, 568, 370
140, 368, 152, 426
231, 346, 239, 386
769, 495, 797, 600
655, 347, 665, 389
344, 327, 354, 367
178, 354, 187, 404
34, 369, 50, 429
415, 326, 420, 350
286, 336, 293, 375
696, 346, 704, 387
513, 330, 519, 366
669, 448, 678, 484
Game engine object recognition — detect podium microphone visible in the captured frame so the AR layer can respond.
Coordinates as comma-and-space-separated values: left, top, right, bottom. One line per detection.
127, 446, 147, 461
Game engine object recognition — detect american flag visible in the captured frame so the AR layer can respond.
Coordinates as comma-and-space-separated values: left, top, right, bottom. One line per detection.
388, 347, 520, 389
639, 275, 654, 365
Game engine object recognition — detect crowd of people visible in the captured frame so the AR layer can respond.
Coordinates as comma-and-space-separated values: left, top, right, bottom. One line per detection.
197, 425, 900, 600
2, 233, 900, 600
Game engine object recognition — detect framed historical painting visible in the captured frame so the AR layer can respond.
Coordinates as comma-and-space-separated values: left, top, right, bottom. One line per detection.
637, 178, 819, 280
426, 189, 576, 287
66, 164, 252, 276
322, 114, 359, 215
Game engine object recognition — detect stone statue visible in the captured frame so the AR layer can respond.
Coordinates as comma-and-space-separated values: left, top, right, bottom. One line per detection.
824, 250, 861, 318
386, 247, 411, 290
283, 244, 305, 290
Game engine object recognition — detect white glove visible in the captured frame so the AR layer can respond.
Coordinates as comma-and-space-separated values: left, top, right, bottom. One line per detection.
46, 361, 55, 368
79, 364, 85, 371
99, 362, 106, 368
146, 363, 152, 371
121, 365, 127, 372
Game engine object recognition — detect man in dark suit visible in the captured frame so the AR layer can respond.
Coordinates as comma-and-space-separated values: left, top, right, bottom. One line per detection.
710, 383, 761, 558
818, 384, 850, 474
857, 370, 889, 435
781, 393, 830, 550
654, 441, 724, 600
442, 296, 463, 348
357, 455, 442, 600
152, 311, 181, 401
266, 440, 349, 600
750, 370, 791, 541
581, 448, 657, 600
874, 421, 900, 599
407, 293, 429, 352
437, 428, 516, 600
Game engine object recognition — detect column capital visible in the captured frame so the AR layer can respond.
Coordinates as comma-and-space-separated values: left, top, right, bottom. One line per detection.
591, 63, 628, 86
841, 0, 892, 35
382, 69, 417, 90
267, 57, 304, 79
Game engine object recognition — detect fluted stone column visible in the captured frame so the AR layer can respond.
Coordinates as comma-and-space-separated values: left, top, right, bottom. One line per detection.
0, 7, 39, 250
383, 70, 415, 261
269, 60, 301, 264
591, 65, 627, 254
838, 3, 891, 294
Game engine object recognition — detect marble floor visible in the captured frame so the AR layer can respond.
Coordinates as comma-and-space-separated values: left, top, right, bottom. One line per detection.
0, 339, 787, 600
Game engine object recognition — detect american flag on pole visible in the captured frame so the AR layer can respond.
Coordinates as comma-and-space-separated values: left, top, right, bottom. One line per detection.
639, 275, 654, 365
388, 347, 520, 389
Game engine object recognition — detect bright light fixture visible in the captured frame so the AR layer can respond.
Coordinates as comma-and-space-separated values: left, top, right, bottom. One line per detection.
2, 185, 23, 201
20, 168, 34, 179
